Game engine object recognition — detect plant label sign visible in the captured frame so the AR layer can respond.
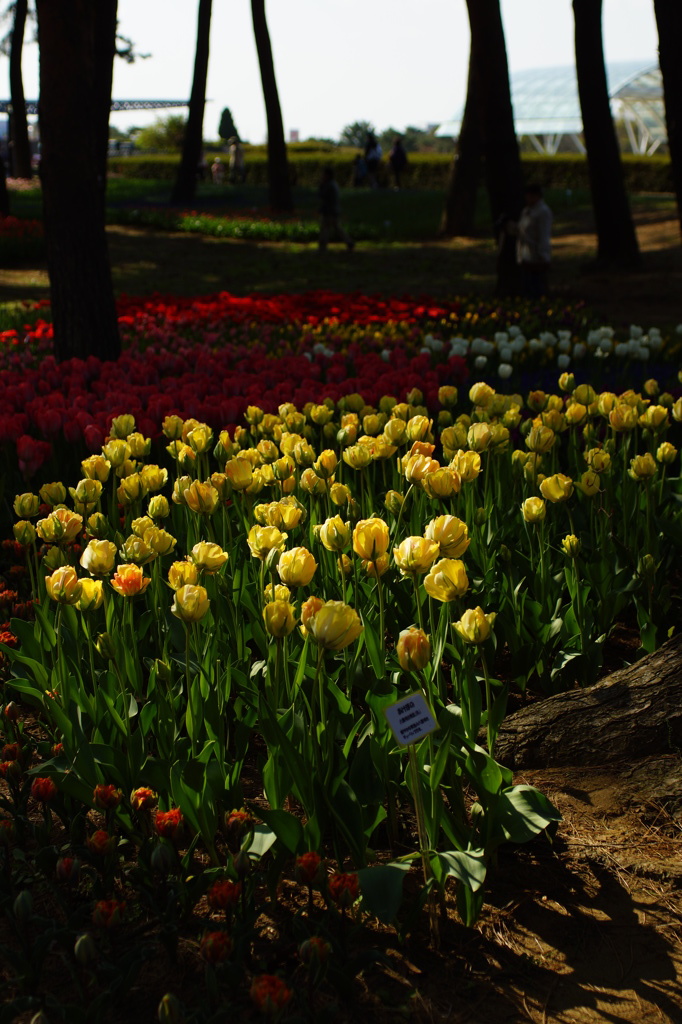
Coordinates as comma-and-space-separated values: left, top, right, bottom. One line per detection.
384, 692, 438, 746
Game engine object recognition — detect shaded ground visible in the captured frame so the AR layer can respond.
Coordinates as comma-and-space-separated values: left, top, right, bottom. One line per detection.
2, 192, 681, 330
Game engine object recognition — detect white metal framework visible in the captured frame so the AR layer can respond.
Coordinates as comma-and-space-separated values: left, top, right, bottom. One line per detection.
436, 61, 665, 156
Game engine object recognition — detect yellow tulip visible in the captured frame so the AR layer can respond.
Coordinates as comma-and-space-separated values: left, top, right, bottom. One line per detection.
467, 422, 492, 453
247, 525, 288, 561
184, 480, 220, 516
80, 539, 117, 576
304, 600, 363, 651
13, 520, 36, 546
190, 541, 229, 573
422, 467, 461, 499
81, 456, 111, 483
393, 536, 440, 576
352, 518, 390, 561
525, 424, 555, 454
396, 627, 431, 672
14, 493, 40, 518
224, 457, 254, 491
424, 515, 470, 558
575, 471, 601, 497
449, 449, 481, 482
148, 495, 170, 520
540, 474, 574, 503
657, 441, 678, 464
37, 508, 83, 545
629, 453, 657, 481
561, 535, 581, 557
521, 497, 546, 523
109, 414, 136, 440
423, 558, 469, 602
119, 535, 156, 566
171, 585, 210, 623
77, 578, 103, 613
45, 566, 82, 605
278, 547, 318, 587
168, 560, 200, 590
453, 607, 496, 644
263, 600, 297, 638
319, 516, 351, 552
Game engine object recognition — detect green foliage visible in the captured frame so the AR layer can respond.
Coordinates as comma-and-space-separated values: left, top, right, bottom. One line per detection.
218, 107, 239, 143
134, 115, 186, 153
340, 120, 376, 148
107, 150, 675, 193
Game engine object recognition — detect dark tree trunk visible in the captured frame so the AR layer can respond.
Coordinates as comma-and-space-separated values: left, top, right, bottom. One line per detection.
0, 153, 9, 215
171, 0, 212, 205
35, 0, 120, 362
573, 0, 640, 268
493, 633, 682, 770
440, 50, 482, 238
653, 0, 682, 240
9, 0, 33, 180
465, 0, 524, 294
251, 0, 293, 213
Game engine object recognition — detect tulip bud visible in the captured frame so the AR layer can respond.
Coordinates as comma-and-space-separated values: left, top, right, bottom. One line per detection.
74, 932, 98, 966
562, 534, 581, 558
151, 842, 177, 876
13, 890, 33, 927
157, 994, 185, 1024
396, 627, 431, 672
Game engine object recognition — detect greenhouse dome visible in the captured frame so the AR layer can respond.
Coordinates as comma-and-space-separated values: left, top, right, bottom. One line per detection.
436, 60, 665, 155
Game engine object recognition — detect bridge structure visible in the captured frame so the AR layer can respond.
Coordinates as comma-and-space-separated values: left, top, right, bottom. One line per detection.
0, 99, 188, 115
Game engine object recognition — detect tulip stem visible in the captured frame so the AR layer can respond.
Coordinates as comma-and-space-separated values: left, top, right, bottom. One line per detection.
407, 741, 439, 946
412, 575, 425, 633
376, 573, 385, 660
481, 652, 495, 756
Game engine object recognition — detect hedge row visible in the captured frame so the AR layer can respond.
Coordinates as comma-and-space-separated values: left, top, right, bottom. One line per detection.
107, 151, 675, 193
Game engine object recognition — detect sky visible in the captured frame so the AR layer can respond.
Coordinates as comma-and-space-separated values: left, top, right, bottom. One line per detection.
7, 0, 659, 143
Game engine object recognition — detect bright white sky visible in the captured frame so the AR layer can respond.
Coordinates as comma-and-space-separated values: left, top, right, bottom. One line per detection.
9, 0, 658, 143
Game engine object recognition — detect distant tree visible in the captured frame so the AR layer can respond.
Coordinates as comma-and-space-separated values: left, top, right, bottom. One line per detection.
573, 0, 640, 268
450, 0, 523, 293
172, 0, 212, 205
35, 0, 120, 361
2, 0, 33, 179
218, 107, 239, 142
653, 0, 682, 239
440, 49, 482, 238
251, 0, 292, 212
136, 115, 187, 152
340, 120, 376, 149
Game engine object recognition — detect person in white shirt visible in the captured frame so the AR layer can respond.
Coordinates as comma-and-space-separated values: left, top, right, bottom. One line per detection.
516, 184, 553, 297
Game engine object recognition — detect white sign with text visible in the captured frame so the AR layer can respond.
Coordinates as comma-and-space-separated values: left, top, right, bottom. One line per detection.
384, 691, 438, 747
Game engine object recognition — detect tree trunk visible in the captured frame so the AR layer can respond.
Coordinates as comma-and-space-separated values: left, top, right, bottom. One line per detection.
251, 0, 293, 213
653, 0, 682, 240
493, 633, 682, 770
35, 0, 120, 362
0, 153, 9, 215
9, 0, 33, 180
573, 0, 640, 268
465, 0, 524, 294
440, 49, 482, 237
171, 0, 212, 205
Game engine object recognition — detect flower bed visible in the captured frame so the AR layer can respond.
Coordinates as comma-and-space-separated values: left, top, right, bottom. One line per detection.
1, 291, 680, 492
1, 365, 680, 1018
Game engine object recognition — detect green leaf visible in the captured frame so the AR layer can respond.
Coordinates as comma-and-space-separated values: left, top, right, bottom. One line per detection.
254, 807, 304, 854
497, 785, 562, 843
431, 849, 487, 892
246, 823, 278, 860
357, 863, 411, 924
